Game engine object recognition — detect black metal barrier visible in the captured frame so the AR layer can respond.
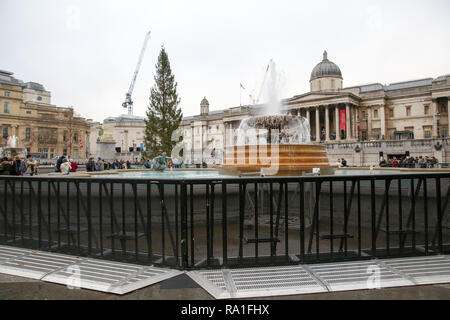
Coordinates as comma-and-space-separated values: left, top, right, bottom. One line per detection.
0, 173, 449, 270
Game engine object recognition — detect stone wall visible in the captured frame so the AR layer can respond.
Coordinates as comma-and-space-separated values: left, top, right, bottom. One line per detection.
325, 138, 450, 166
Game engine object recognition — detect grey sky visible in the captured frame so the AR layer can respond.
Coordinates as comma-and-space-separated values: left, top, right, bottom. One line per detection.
1, 0, 449, 122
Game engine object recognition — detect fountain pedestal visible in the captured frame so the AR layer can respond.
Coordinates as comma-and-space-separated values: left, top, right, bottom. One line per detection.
220, 114, 337, 176
221, 144, 337, 176
0, 147, 27, 159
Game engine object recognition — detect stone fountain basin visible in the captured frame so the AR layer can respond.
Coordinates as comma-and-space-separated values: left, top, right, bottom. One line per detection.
221, 144, 337, 176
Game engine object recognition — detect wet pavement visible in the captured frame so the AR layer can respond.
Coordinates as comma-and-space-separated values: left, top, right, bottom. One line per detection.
0, 272, 449, 300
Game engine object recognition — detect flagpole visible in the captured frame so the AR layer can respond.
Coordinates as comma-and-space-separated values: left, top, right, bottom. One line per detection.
240, 84, 242, 106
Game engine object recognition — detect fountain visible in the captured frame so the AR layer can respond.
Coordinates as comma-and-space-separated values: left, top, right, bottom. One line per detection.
221, 60, 337, 176
1, 135, 26, 158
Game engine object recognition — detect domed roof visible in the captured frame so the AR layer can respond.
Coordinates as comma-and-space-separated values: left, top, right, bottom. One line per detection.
200, 96, 209, 106
310, 51, 342, 81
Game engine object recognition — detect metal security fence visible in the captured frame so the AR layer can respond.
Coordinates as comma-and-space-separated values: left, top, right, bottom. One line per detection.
0, 173, 449, 270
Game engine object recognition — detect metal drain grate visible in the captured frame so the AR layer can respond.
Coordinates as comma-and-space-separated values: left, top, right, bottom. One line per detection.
188, 265, 327, 299
308, 260, 414, 292
0, 244, 449, 298
188, 270, 229, 299
0, 245, 182, 295
42, 258, 183, 294
0, 250, 81, 279
0, 245, 32, 264
381, 255, 450, 285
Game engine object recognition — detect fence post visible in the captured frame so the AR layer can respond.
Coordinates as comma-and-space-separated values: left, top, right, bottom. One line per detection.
371, 178, 376, 258
180, 182, 188, 269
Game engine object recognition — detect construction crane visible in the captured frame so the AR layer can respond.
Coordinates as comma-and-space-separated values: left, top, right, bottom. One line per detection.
252, 59, 272, 105
122, 30, 152, 115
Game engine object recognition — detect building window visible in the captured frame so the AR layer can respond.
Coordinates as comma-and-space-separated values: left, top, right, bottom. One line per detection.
2, 127, 8, 139
318, 80, 322, 90
373, 109, 378, 118
361, 130, 367, 140
38, 127, 57, 144
4, 102, 10, 113
37, 96, 42, 101
388, 128, 396, 140
63, 149, 67, 156
331, 79, 335, 88
26, 111, 32, 114
4, 92, 10, 97
73, 133, 78, 143
50, 148, 55, 159
361, 111, 366, 119
63, 130, 68, 142
26, 148, 31, 155
389, 109, 394, 117
405, 126, 414, 133
38, 148, 49, 159
373, 129, 381, 140
73, 149, 79, 158
25, 128, 31, 140
423, 126, 432, 139
406, 106, 411, 116
424, 105, 430, 115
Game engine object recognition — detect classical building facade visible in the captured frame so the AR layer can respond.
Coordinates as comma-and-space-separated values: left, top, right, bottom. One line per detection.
180, 51, 450, 166
0, 70, 90, 161
87, 114, 146, 161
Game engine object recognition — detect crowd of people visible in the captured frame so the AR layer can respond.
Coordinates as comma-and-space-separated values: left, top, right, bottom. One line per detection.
0, 152, 444, 176
85, 157, 137, 172
0, 155, 39, 176
379, 156, 439, 168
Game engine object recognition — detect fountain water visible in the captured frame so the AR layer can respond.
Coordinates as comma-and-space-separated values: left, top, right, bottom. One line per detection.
1, 135, 26, 159
222, 60, 336, 176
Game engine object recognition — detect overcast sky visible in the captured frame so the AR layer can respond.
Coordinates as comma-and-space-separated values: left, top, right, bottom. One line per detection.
1, 0, 450, 122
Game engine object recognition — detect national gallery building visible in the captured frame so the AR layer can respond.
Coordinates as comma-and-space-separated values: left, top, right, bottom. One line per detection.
180, 51, 450, 166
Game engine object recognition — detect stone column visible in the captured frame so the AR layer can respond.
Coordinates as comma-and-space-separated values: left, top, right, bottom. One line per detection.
380, 104, 386, 139
448, 98, 450, 138
306, 108, 311, 136
335, 105, 340, 141
315, 107, 320, 142
367, 106, 372, 140
325, 105, 330, 141
11, 125, 18, 137
346, 103, 351, 140
223, 122, 227, 150
432, 99, 439, 138
356, 107, 360, 140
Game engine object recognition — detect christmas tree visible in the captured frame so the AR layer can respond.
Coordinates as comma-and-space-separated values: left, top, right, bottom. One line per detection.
143, 46, 182, 160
